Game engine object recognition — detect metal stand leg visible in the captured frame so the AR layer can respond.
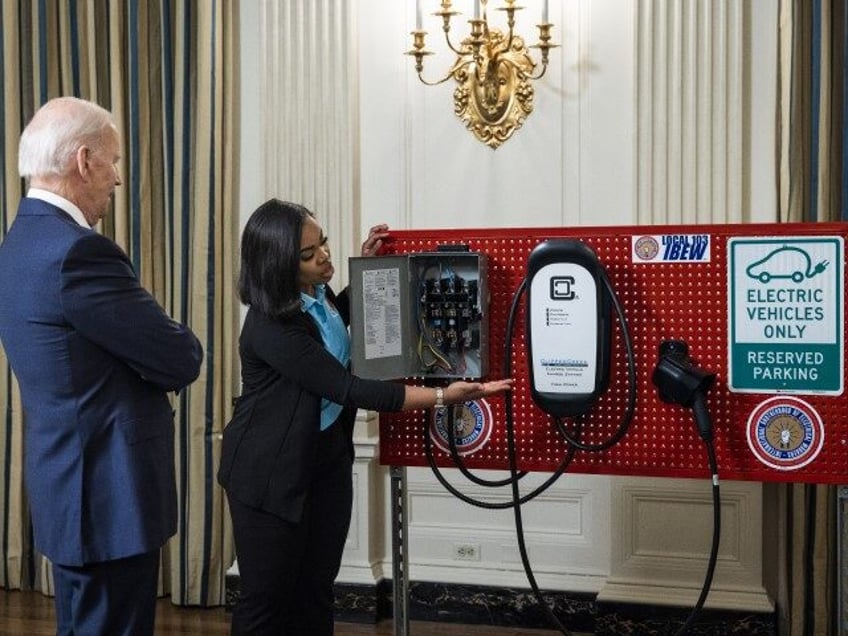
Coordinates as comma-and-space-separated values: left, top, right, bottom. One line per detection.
390, 466, 409, 636
839, 486, 848, 635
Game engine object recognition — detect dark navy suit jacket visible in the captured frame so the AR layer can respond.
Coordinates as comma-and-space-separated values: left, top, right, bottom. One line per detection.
0, 197, 203, 566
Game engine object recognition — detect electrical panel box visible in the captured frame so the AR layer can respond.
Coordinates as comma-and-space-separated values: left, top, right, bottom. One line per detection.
349, 250, 488, 380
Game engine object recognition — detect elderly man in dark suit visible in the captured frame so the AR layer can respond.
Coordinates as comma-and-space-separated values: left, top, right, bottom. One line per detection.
0, 97, 203, 635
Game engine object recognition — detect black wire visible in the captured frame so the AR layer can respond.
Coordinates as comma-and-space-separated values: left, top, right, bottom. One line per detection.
423, 275, 578, 508
501, 266, 638, 636
417, 261, 453, 372
438, 276, 529, 489
505, 364, 575, 636
426, 274, 585, 636
424, 258, 720, 636
441, 268, 636, 482
423, 265, 641, 636
673, 394, 721, 636
424, 418, 578, 509
444, 404, 527, 487
551, 269, 637, 452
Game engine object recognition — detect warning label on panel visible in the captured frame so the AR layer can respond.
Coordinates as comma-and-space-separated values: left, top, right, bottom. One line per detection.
361, 268, 402, 360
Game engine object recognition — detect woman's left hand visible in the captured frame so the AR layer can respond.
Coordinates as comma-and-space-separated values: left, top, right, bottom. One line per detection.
445, 379, 514, 404
361, 224, 390, 257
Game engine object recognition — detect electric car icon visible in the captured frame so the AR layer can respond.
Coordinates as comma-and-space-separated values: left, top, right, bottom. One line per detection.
745, 246, 828, 284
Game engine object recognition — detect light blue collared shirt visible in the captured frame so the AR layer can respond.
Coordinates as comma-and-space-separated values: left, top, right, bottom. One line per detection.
301, 285, 351, 430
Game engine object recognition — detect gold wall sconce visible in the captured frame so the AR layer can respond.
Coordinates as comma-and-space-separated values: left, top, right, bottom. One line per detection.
407, 0, 557, 149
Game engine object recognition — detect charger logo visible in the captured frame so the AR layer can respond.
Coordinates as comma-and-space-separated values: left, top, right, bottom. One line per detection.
550, 276, 575, 300
541, 358, 589, 368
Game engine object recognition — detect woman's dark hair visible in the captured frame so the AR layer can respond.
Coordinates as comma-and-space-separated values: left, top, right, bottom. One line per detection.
237, 198, 314, 319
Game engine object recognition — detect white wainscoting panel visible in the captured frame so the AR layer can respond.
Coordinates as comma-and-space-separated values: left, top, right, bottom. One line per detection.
338, 412, 387, 584
598, 476, 773, 612
387, 467, 611, 592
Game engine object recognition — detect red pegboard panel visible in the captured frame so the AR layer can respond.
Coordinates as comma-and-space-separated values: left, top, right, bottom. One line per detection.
375, 222, 848, 484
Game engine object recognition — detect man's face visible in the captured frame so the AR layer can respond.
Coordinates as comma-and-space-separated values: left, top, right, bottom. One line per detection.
81, 126, 122, 226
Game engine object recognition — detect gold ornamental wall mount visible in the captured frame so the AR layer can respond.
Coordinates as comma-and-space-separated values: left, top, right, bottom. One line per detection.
407, 0, 557, 149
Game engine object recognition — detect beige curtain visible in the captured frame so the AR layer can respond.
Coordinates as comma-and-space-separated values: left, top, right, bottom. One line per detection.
776, 0, 846, 633
0, 0, 239, 605
778, 0, 846, 222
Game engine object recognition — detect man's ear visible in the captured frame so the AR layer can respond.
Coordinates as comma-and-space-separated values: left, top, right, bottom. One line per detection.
75, 146, 90, 180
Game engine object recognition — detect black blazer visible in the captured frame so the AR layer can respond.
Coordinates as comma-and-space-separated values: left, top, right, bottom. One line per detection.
218, 287, 405, 523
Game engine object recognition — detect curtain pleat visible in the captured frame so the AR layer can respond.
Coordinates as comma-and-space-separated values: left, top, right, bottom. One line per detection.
839, 0, 848, 220
776, 1, 844, 634
0, 0, 29, 596
781, 0, 847, 223
0, 0, 238, 606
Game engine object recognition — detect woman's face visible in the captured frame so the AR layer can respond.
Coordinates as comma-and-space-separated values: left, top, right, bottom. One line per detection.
297, 215, 334, 295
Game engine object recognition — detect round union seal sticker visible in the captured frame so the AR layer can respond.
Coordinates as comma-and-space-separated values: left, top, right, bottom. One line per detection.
746, 396, 824, 471
633, 236, 660, 261
430, 399, 493, 457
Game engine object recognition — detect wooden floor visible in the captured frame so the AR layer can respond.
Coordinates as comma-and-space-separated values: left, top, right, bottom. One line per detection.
0, 589, 568, 635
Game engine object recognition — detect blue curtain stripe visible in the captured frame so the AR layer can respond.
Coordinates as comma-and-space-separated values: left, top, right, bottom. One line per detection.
0, 7, 5, 221
2, 370, 11, 589
180, 4, 192, 326
129, 0, 141, 272
68, 0, 80, 97
178, 1, 193, 604
162, 0, 176, 310
842, 0, 848, 220
0, 4, 9, 590
0, 83, 10, 592
200, 3, 219, 605
810, 0, 822, 223
37, 0, 48, 104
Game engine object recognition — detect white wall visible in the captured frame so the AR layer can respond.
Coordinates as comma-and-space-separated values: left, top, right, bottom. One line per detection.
358, 0, 637, 231
239, 0, 779, 611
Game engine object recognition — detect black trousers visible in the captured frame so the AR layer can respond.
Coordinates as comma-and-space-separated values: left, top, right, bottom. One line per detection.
52, 550, 159, 636
228, 423, 354, 635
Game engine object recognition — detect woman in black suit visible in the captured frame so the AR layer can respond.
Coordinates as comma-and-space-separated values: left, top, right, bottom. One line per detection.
218, 199, 511, 635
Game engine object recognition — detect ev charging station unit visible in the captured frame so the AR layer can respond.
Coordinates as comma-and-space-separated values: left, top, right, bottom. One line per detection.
347, 222, 848, 635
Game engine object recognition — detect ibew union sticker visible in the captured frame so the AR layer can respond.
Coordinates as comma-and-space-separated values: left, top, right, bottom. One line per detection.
430, 399, 493, 457
631, 234, 711, 263
746, 396, 824, 471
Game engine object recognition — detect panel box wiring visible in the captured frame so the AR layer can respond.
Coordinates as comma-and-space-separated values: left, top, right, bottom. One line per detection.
349, 250, 488, 380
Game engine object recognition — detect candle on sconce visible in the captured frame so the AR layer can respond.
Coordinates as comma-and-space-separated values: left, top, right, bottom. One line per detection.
404, 0, 559, 148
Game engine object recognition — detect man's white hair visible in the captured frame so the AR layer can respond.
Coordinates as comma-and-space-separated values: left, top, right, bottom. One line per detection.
18, 97, 115, 179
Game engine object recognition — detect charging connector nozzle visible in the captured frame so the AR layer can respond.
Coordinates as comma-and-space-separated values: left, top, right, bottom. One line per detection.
652, 340, 716, 441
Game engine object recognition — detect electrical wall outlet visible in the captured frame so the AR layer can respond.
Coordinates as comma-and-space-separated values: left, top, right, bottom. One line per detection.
452, 542, 481, 561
